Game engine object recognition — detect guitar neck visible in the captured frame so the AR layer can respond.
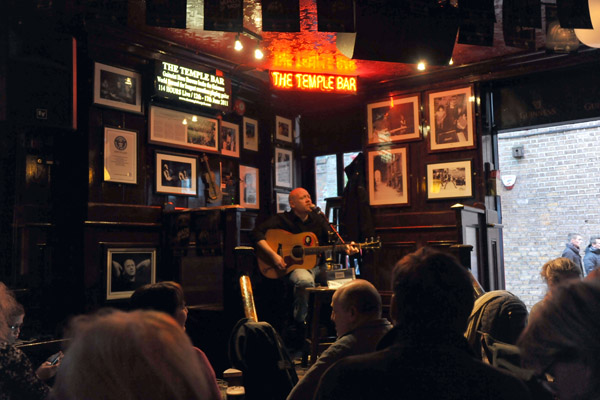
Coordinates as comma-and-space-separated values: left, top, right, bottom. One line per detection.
304, 243, 348, 255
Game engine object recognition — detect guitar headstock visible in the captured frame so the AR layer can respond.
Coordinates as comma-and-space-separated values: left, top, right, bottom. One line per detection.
359, 236, 382, 250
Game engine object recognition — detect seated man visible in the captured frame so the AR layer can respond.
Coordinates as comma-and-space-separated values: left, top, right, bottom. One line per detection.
315, 247, 531, 400
286, 279, 392, 400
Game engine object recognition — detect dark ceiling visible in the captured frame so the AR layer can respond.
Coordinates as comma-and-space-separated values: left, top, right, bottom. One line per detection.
127, 0, 549, 86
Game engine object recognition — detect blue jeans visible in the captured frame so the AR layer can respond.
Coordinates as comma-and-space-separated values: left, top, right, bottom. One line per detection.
286, 265, 325, 323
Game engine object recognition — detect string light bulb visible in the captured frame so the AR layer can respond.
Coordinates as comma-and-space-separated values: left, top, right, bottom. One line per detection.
234, 34, 243, 51
254, 41, 264, 60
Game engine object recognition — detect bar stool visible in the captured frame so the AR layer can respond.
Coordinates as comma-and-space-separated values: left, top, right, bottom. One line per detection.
302, 286, 337, 366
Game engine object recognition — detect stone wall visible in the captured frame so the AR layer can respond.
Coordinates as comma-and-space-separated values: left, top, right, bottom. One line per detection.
498, 120, 600, 309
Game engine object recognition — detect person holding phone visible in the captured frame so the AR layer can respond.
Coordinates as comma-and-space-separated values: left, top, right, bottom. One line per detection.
1, 281, 61, 399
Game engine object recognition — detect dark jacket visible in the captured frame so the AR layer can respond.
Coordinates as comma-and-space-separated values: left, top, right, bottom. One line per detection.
339, 153, 374, 242
315, 328, 532, 400
583, 245, 600, 275
561, 243, 584, 276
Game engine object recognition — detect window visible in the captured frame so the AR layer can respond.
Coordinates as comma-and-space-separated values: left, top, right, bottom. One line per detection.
314, 151, 361, 216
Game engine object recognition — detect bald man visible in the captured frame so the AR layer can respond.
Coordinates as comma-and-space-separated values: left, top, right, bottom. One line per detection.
250, 188, 357, 347
286, 279, 392, 400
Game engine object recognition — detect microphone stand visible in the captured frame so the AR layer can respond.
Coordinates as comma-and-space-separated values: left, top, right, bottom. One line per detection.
311, 205, 346, 268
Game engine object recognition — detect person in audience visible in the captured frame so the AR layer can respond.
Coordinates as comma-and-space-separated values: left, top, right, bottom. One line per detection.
0, 281, 60, 400
315, 247, 531, 400
583, 235, 600, 275
50, 309, 220, 400
530, 257, 581, 319
130, 281, 220, 399
286, 279, 392, 400
518, 280, 600, 400
561, 233, 584, 276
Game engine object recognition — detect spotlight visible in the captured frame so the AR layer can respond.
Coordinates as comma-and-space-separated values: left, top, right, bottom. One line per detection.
234, 34, 243, 51
417, 61, 426, 71
254, 41, 264, 59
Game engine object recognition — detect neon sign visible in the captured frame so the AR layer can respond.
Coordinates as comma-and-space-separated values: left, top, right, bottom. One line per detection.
270, 71, 357, 94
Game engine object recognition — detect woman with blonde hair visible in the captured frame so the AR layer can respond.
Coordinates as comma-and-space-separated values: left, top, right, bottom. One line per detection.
518, 280, 600, 400
50, 309, 220, 400
0, 281, 58, 399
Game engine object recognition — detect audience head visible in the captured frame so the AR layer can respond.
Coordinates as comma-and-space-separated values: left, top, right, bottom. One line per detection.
541, 257, 581, 288
330, 279, 382, 337
391, 247, 474, 335
130, 281, 188, 329
589, 235, 600, 249
0, 282, 23, 344
568, 233, 583, 248
518, 280, 600, 400
51, 309, 216, 400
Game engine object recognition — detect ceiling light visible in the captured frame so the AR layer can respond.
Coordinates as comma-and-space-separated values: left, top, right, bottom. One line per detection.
417, 61, 426, 71
254, 41, 264, 60
234, 34, 243, 51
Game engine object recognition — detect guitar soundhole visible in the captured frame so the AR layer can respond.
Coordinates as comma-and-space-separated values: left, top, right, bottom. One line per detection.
291, 246, 304, 258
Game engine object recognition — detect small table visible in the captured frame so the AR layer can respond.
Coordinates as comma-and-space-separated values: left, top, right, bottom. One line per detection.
303, 286, 337, 366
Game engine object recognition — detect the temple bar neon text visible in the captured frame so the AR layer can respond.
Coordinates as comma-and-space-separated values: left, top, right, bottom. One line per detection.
270, 71, 358, 94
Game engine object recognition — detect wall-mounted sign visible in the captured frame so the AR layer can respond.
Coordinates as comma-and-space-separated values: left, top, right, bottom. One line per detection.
270, 71, 357, 94
154, 61, 231, 112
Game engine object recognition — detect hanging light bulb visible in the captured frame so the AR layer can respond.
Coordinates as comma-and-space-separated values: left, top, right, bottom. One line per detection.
234, 34, 243, 51
254, 40, 264, 60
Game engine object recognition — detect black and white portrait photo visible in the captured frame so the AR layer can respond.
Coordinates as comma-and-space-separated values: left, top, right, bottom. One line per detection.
106, 248, 156, 300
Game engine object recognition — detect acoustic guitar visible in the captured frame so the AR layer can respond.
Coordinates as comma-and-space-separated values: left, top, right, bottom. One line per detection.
201, 153, 222, 203
257, 229, 381, 279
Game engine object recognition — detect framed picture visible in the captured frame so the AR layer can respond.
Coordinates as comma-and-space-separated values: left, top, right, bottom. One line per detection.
275, 147, 293, 189
276, 190, 290, 213
220, 121, 239, 158
240, 165, 259, 209
106, 246, 156, 300
149, 105, 219, 153
275, 115, 293, 143
367, 146, 409, 206
426, 159, 473, 200
155, 151, 198, 196
427, 86, 475, 152
94, 62, 142, 113
243, 117, 258, 151
103, 126, 137, 184
367, 95, 420, 145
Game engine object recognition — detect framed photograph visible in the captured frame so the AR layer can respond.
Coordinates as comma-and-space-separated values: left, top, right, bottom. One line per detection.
275, 115, 293, 143
427, 86, 476, 152
367, 95, 421, 145
275, 147, 293, 189
155, 151, 198, 196
106, 246, 156, 300
94, 62, 142, 113
103, 126, 137, 184
149, 105, 218, 153
276, 190, 290, 213
220, 121, 239, 158
243, 117, 258, 151
240, 165, 259, 209
426, 159, 473, 200
367, 146, 409, 206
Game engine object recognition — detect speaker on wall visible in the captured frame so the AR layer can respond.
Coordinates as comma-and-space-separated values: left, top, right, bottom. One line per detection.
556, 0, 593, 28
203, 0, 243, 32
8, 28, 75, 130
458, 0, 496, 46
262, 0, 300, 32
317, 0, 355, 32
146, 0, 187, 28
336, 1, 459, 65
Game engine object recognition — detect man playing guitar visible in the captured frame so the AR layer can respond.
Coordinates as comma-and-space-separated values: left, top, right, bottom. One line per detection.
250, 188, 358, 335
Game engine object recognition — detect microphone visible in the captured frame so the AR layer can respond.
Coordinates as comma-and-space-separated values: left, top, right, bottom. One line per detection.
310, 204, 326, 217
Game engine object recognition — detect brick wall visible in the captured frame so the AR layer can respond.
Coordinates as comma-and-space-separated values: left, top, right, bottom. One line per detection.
498, 120, 600, 309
